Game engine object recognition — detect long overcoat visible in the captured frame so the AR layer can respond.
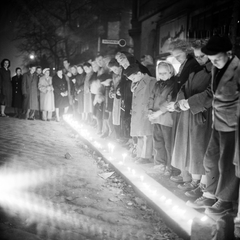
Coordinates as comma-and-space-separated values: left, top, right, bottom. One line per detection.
22, 71, 39, 110
130, 74, 156, 136
38, 75, 55, 112
52, 74, 69, 109
171, 62, 213, 174
12, 74, 23, 108
0, 67, 12, 106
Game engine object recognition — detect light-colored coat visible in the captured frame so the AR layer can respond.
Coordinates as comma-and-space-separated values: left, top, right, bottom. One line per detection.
38, 76, 55, 112
22, 71, 39, 110
130, 74, 156, 136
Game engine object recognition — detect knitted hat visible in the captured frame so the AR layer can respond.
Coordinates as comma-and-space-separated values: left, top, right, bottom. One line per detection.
201, 35, 232, 55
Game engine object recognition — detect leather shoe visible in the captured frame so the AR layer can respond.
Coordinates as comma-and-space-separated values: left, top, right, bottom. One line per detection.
134, 158, 151, 164
186, 196, 216, 209
205, 200, 232, 216
185, 184, 204, 198
170, 175, 184, 183
178, 180, 200, 191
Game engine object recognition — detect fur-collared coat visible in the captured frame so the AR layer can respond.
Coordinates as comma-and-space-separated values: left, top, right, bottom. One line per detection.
130, 74, 156, 136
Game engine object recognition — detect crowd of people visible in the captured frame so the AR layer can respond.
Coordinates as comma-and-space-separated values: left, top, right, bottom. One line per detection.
0, 35, 240, 233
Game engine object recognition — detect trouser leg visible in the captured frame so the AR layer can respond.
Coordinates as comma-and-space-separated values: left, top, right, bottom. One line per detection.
161, 125, 172, 167
47, 111, 52, 120
42, 111, 47, 120
203, 129, 220, 197
153, 124, 166, 165
215, 131, 239, 201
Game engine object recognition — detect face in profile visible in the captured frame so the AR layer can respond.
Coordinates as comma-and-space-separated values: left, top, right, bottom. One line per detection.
57, 70, 63, 78
70, 67, 77, 75
127, 72, 142, 83
171, 49, 187, 64
77, 66, 84, 74
91, 61, 99, 72
83, 66, 92, 74
208, 52, 229, 69
63, 60, 70, 70
193, 49, 208, 66
115, 53, 130, 69
96, 56, 103, 68
110, 66, 121, 75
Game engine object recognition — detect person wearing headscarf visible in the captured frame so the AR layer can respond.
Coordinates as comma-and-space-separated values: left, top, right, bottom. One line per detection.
38, 68, 55, 121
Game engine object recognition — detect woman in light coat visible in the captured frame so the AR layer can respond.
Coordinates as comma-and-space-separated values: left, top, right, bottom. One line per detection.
39, 68, 55, 121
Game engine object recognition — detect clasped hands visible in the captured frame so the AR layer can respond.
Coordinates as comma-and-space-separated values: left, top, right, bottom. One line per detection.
60, 91, 68, 97
166, 100, 190, 112
147, 110, 162, 121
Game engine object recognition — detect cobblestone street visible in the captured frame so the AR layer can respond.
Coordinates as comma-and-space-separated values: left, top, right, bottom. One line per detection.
0, 117, 182, 240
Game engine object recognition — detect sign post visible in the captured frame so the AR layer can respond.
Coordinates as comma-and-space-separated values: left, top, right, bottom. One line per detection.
101, 39, 127, 47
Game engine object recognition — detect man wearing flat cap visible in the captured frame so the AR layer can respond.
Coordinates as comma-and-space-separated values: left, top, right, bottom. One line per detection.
191, 35, 240, 217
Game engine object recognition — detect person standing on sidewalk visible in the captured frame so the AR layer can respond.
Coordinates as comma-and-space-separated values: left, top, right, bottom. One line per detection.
148, 61, 176, 176
0, 59, 11, 117
38, 68, 55, 121
124, 63, 156, 164
22, 64, 39, 120
189, 35, 240, 217
11, 67, 23, 118
52, 69, 69, 122
36, 66, 43, 119
170, 40, 213, 195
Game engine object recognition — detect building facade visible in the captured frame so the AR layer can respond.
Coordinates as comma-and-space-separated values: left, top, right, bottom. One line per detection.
129, 0, 240, 60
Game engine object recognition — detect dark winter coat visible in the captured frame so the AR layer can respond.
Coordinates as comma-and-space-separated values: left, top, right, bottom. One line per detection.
52, 74, 69, 109
148, 76, 175, 127
0, 67, 12, 106
211, 56, 240, 132
12, 74, 23, 108
171, 61, 213, 174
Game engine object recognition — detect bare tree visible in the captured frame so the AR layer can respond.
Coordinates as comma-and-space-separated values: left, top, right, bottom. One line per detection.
14, 0, 100, 67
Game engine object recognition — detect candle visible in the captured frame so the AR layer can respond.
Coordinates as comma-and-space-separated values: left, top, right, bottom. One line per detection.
122, 153, 127, 163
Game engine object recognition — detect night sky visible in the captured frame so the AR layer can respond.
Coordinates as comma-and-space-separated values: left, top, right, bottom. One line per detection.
0, 1, 22, 76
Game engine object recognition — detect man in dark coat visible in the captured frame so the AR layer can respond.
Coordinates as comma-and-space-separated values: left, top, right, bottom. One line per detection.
22, 64, 39, 120
0, 58, 11, 117
191, 35, 240, 217
12, 67, 23, 117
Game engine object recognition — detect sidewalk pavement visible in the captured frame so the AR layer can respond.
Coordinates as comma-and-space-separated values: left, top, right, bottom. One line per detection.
63, 115, 218, 240
0, 116, 185, 240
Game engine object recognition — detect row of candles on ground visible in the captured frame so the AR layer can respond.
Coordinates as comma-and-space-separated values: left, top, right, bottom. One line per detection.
63, 115, 209, 225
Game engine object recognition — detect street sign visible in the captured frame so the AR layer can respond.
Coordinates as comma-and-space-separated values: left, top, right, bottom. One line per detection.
102, 39, 119, 45
102, 38, 127, 47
